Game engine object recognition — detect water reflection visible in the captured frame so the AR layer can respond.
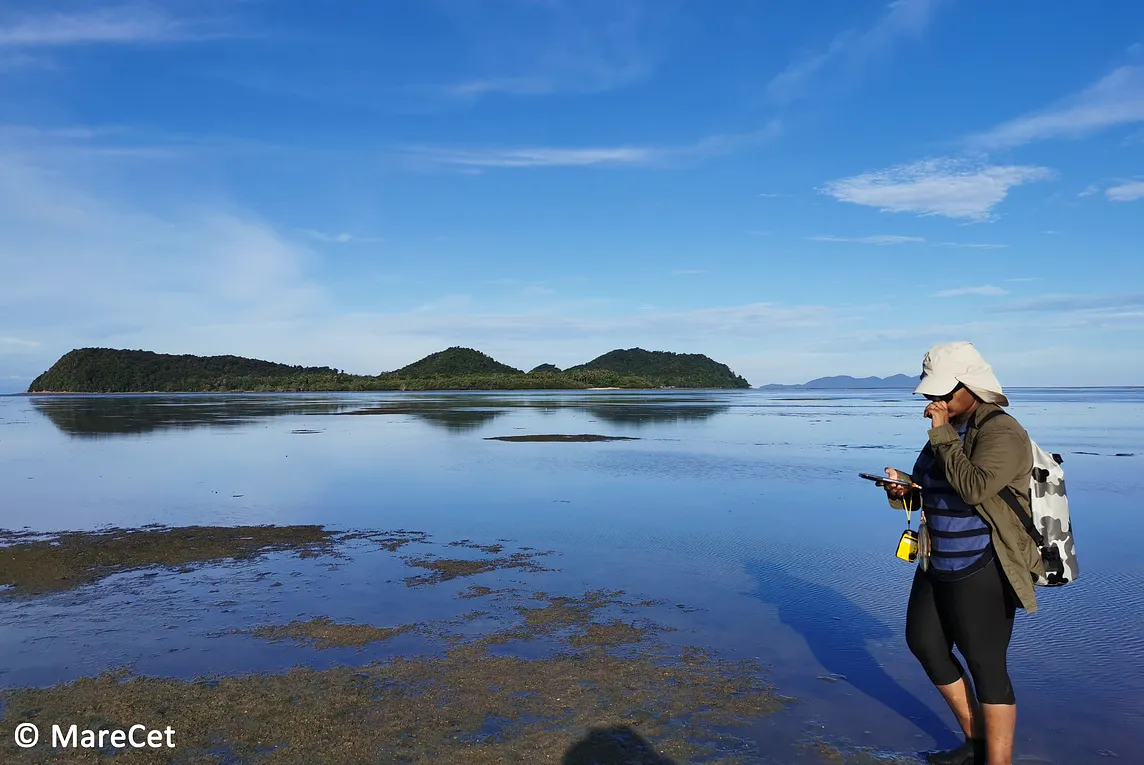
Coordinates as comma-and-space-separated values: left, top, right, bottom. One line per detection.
337, 404, 506, 433
581, 404, 730, 427
30, 393, 731, 437
30, 395, 352, 437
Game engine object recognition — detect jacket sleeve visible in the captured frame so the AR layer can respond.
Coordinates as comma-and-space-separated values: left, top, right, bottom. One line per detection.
928, 418, 1027, 506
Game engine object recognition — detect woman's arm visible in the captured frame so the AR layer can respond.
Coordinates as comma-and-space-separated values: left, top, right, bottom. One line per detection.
928, 418, 1028, 505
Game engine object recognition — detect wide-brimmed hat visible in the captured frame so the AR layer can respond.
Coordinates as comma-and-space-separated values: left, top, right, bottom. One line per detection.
914, 341, 1009, 407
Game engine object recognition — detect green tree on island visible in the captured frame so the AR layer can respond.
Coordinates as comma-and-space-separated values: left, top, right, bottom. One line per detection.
27, 347, 753, 393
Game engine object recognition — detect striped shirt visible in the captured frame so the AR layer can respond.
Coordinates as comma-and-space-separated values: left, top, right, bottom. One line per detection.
915, 423, 995, 581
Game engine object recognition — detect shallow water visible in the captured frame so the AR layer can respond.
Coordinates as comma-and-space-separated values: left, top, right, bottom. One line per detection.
2, 388, 1142, 763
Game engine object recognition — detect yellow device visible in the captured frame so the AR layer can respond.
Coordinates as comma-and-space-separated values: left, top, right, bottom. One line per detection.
896, 529, 919, 562
896, 494, 919, 563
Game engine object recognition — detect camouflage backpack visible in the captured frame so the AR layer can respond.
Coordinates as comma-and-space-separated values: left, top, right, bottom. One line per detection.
980, 410, 1078, 586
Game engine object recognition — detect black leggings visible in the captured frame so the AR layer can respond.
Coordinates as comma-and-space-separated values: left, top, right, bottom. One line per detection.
905, 556, 1018, 705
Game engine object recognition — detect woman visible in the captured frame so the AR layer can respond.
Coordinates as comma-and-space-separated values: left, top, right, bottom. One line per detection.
880, 342, 1044, 765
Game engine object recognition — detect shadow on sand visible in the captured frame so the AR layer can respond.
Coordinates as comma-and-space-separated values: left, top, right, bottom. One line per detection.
563, 725, 678, 765
744, 560, 958, 750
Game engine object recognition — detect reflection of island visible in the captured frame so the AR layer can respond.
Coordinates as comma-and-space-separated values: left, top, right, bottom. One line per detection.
32, 394, 727, 438
582, 403, 730, 427
30, 396, 353, 437
32, 395, 510, 437
339, 406, 506, 433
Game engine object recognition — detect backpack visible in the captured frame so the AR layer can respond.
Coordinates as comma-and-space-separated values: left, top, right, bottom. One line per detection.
977, 409, 1078, 587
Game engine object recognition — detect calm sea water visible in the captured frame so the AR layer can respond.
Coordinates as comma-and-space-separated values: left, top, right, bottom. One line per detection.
1, 389, 1142, 763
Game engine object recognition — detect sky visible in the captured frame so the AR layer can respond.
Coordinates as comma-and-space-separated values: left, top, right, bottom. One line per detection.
0, 0, 1142, 391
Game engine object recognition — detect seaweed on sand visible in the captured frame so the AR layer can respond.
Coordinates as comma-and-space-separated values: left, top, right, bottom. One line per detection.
0, 525, 337, 596
2, 588, 787, 764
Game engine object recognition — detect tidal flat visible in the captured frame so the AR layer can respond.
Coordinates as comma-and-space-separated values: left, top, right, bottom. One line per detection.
2, 389, 1142, 763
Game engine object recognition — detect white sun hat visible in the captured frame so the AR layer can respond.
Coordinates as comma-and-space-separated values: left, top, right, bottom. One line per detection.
914, 341, 1009, 407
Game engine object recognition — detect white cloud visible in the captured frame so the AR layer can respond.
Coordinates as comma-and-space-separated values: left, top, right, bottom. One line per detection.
821, 158, 1053, 221
300, 229, 383, 244
766, 0, 942, 103
933, 285, 1009, 297
0, 336, 40, 347
437, 0, 663, 103
808, 234, 925, 245
1078, 184, 1100, 198
406, 145, 656, 169
937, 242, 1007, 249
990, 293, 1144, 314
1106, 180, 1144, 202
0, 5, 203, 46
401, 123, 782, 170
969, 66, 1144, 149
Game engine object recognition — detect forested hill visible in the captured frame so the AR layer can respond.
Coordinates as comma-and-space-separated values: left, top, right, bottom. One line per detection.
566, 349, 751, 389
28, 349, 342, 394
390, 347, 522, 377
27, 346, 752, 393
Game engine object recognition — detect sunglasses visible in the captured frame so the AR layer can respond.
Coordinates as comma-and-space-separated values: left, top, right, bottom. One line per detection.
924, 383, 963, 403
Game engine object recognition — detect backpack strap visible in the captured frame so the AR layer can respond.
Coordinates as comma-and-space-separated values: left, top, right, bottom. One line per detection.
973, 408, 1009, 430
998, 487, 1044, 547
969, 408, 1046, 547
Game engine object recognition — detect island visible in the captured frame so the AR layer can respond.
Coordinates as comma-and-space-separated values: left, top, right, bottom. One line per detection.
27, 347, 753, 393
758, 373, 917, 390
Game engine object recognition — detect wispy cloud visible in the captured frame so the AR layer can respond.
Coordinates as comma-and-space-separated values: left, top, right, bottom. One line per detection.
1078, 184, 1100, 198
0, 336, 40, 347
404, 145, 655, 169
990, 293, 1144, 314
1106, 180, 1144, 202
808, 234, 924, 245
300, 229, 384, 244
0, 5, 213, 47
968, 65, 1144, 149
758, 192, 790, 198
934, 285, 1009, 298
437, 0, 665, 103
937, 242, 1007, 249
766, 0, 942, 104
808, 234, 1007, 248
486, 277, 556, 296
821, 158, 1053, 221
400, 123, 781, 170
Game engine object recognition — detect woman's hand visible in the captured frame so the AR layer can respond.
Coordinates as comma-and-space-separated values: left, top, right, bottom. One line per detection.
877, 468, 911, 500
924, 400, 950, 428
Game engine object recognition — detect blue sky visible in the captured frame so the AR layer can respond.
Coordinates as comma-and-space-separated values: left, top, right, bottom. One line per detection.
0, 0, 1142, 391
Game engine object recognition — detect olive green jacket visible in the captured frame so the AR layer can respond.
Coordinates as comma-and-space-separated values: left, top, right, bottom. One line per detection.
890, 402, 1044, 613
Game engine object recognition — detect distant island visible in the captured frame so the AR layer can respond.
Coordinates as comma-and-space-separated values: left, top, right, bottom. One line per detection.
758, 373, 917, 390
27, 347, 752, 393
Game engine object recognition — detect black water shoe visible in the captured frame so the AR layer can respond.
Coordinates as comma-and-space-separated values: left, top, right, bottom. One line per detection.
924, 738, 985, 765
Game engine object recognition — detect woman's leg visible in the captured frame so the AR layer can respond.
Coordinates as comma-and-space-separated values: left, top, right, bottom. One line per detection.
945, 558, 1018, 765
906, 567, 981, 743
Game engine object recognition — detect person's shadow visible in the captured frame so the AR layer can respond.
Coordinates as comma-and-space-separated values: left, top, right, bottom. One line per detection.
744, 560, 958, 749
562, 725, 678, 765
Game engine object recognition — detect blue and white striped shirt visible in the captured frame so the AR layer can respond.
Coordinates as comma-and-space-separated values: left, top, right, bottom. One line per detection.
915, 424, 995, 580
